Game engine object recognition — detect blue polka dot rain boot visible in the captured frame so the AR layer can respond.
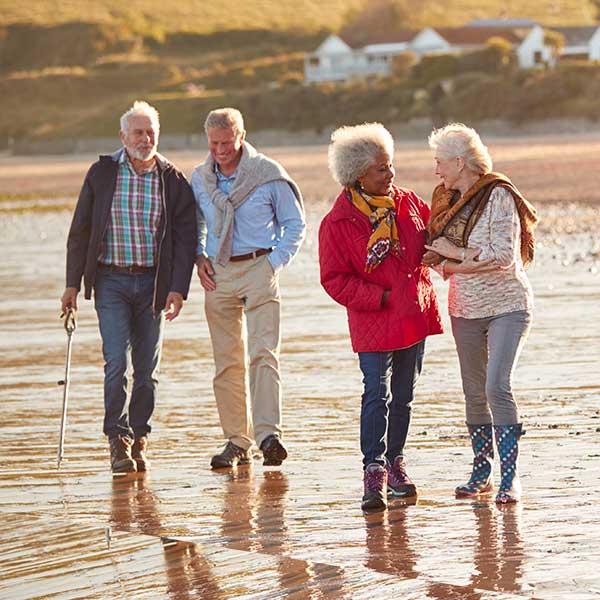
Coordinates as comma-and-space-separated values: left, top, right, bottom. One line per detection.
455, 423, 494, 498
494, 423, 524, 504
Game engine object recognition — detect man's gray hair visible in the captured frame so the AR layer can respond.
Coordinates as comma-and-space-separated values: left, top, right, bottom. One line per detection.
328, 123, 395, 187
204, 107, 245, 136
120, 100, 160, 133
428, 123, 492, 174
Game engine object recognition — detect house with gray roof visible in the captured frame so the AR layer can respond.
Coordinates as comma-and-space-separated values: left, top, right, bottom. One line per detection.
303, 32, 415, 82
304, 21, 598, 83
552, 26, 600, 60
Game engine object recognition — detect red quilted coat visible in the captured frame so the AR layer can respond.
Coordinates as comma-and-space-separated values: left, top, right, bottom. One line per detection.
319, 186, 443, 352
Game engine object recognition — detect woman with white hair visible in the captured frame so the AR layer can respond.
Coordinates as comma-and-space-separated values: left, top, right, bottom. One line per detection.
424, 123, 538, 504
319, 123, 443, 511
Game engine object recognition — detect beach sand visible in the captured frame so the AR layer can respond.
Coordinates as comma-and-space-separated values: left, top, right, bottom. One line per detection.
0, 135, 599, 599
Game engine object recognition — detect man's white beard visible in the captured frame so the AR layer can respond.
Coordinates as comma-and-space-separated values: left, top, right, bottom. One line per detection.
128, 143, 157, 161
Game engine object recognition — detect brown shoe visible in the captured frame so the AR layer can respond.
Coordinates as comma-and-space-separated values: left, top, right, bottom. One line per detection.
260, 435, 287, 466
210, 441, 251, 469
109, 435, 137, 473
132, 436, 150, 471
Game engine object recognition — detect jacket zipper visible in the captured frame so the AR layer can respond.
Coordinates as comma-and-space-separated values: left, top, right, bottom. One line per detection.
152, 167, 168, 317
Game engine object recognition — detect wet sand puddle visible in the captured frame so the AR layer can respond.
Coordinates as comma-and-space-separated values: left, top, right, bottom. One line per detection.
1, 138, 600, 599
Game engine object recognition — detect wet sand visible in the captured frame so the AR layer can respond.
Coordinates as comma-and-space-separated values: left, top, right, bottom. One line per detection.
1, 136, 599, 599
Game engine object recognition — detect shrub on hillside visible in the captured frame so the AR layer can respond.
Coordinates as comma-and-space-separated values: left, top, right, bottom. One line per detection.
441, 72, 508, 121
504, 66, 594, 122
458, 41, 516, 74
411, 54, 459, 85
391, 52, 418, 79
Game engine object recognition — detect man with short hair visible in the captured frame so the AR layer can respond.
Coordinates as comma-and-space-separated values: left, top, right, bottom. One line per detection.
60, 100, 197, 474
191, 108, 305, 469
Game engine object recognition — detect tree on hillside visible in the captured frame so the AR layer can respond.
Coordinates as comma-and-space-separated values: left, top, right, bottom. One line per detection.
456, 38, 516, 75
339, 0, 425, 46
391, 51, 417, 79
544, 30, 565, 64
486, 37, 515, 67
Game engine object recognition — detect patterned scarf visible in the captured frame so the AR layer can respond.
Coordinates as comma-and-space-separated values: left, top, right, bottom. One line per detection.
348, 187, 400, 272
427, 172, 539, 266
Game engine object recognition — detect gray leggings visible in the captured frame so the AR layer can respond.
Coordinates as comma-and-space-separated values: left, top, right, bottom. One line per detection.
451, 310, 532, 425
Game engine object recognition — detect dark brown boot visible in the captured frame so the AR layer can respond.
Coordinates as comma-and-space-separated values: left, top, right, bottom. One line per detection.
109, 435, 136, 473
131, 436, 150, 471
260, 435, 288, 466
210, 441, 251, 469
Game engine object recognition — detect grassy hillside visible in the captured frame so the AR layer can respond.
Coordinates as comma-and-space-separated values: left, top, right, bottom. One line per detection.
1, 0, 599, 149
0, 0, 364, 33
0, 0, 596, 32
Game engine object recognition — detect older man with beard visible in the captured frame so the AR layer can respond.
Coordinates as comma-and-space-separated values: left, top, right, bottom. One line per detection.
60, 101, 197, 474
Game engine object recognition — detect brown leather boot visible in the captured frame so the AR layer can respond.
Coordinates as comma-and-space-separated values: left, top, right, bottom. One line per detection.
210, 441, 252, 469
109, 435, 136, 473
132, 436, 150, 471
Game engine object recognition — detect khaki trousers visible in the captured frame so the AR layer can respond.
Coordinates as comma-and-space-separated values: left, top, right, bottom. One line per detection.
205, 254, 282, 450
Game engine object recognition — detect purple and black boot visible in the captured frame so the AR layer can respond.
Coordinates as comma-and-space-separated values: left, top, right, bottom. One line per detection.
361, 463, 387, 511
387, 456, 417, 497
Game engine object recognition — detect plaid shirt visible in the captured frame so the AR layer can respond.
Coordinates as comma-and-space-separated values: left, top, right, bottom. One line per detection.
98, 151, 162, 266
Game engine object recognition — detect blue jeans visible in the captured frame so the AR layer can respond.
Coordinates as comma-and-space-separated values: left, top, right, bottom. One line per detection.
94, 266, 164, 439
358, 341, 425, 469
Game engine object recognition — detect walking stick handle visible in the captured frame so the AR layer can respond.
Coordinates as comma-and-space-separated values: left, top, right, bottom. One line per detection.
61, 306, 77, 335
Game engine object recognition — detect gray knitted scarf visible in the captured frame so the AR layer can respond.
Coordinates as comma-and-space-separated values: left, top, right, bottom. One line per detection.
198, 141, 304, 266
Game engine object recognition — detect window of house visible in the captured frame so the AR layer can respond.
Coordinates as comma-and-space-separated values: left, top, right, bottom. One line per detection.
534, 51, 543, 64
309, 57, 320, 67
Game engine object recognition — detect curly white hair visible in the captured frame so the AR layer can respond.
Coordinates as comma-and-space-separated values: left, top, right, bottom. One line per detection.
328, 122, 395, 187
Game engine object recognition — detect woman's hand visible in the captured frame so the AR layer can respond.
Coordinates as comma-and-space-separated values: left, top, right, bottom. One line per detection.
425, 237, 482, 262
451, 255, 498, 274
422, 249, 444, 266
424, 237, 462, 260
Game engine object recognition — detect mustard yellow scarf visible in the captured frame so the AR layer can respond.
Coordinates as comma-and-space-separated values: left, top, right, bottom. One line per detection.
348, 187, 400, 272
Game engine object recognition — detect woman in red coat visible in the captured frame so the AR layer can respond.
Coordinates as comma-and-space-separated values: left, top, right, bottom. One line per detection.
319, 123, 443, 511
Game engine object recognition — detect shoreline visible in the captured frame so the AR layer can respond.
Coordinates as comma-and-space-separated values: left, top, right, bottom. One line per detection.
5, 116, 600, 159
4, 128, 600, 206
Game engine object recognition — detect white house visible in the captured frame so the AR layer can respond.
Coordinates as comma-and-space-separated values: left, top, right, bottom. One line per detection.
514, 25, 553, 67
304, 22, 583, 83
304, 32, 415, 82
413, 25, 551, 68
552, 26, 600, 61
304, 35, 355, 82
409, 28, 450, 57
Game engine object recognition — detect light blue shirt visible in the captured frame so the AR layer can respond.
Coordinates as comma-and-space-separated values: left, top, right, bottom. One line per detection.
191, 165, 306, 271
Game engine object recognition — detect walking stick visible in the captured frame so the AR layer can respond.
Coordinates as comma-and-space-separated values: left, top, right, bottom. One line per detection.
57, 307, 77, 470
